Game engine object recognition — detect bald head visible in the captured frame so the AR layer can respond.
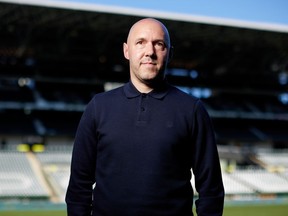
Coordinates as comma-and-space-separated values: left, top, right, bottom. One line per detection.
126, 18, 171, 48
123, 18, 172, 92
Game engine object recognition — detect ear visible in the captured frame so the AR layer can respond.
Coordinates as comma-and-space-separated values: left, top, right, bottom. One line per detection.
123, 42, 129, 60
168, 46, 174, 63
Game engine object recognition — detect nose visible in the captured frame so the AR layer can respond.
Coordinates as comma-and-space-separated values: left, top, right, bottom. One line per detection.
145, 42, 155, 57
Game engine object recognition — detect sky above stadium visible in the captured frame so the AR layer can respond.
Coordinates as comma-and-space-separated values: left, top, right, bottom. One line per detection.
1, 0, 288, 31
57, 0, 288, 25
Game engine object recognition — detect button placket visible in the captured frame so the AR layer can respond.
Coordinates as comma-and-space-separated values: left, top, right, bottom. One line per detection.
138, 93, 148, 122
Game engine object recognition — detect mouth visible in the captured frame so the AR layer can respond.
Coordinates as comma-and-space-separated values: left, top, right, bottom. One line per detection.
141, 61, 156, 66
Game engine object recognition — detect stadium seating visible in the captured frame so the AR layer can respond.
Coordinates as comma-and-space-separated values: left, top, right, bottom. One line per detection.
230, 169, 288, 194
255, 151, 288, 169
1, 146, 288, 203
222, 172, 255, 195
0, 152, 50, 198
35, 147, 72, 202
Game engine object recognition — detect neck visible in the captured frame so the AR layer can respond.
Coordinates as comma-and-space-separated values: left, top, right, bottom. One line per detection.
131, 78, 167, 94
131, 79, 153, 93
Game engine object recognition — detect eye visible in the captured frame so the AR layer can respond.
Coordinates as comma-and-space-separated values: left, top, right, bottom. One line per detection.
135, 40, 146, 48
155, 41, 166, 50
136, 39, 146, 46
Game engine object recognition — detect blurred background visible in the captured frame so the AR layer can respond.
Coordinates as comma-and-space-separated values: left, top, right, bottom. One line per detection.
0, 0, 288, 214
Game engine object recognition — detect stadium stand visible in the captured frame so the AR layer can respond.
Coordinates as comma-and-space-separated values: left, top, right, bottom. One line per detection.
222, 172, 255, 195
0, 0, 288, 204
0, 152, 50, 199
35, 146, 72, 203
0, 110, 36, 135
229, 169, 288, 194
255, 151, 288, 169
1, 147, 288, 203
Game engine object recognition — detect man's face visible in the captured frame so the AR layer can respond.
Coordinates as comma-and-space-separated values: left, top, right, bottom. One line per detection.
123, 19, 171, 88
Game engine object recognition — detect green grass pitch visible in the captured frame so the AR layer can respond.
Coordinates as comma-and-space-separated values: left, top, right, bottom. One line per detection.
0, 204, 287, 216
223, 204, 288, 216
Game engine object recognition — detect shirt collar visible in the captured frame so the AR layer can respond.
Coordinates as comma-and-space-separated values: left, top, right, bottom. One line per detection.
123, 80, 169, 100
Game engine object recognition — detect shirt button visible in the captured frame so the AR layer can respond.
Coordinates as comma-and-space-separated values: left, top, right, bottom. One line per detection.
141, 107, 145, 111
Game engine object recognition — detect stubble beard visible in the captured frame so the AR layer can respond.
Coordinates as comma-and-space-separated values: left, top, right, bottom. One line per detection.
140, 69, 165, 88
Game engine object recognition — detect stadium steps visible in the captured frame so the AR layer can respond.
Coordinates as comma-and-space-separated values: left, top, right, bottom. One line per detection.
0, 152, 50, 199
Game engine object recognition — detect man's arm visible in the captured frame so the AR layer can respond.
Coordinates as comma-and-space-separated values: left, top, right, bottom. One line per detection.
66, 100, 98, 216
192, 100, 225, 216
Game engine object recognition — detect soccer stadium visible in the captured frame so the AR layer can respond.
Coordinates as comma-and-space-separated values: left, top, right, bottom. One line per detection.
0, 0, 288, 215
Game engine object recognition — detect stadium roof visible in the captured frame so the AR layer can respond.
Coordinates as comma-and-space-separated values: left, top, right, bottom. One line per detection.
0, 0, 288, 91
1, 0, 288, 33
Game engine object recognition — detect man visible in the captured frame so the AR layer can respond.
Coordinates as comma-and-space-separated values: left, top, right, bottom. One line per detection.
66, 18, 224, 216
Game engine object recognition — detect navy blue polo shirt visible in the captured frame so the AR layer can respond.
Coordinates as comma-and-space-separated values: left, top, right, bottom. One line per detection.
66, 81, 224, 216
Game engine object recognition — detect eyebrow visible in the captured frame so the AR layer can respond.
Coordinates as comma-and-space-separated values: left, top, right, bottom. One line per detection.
135, 37, 167, 45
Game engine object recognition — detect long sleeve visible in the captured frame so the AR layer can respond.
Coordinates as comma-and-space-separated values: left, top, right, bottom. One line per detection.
66, 83, 224, 216
66, 100, 98, 216
191, 101, 225, 216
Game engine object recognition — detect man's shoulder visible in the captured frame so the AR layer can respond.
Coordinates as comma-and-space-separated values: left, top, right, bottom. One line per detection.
93, 84, 125, 99
168, 85, 199, 102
